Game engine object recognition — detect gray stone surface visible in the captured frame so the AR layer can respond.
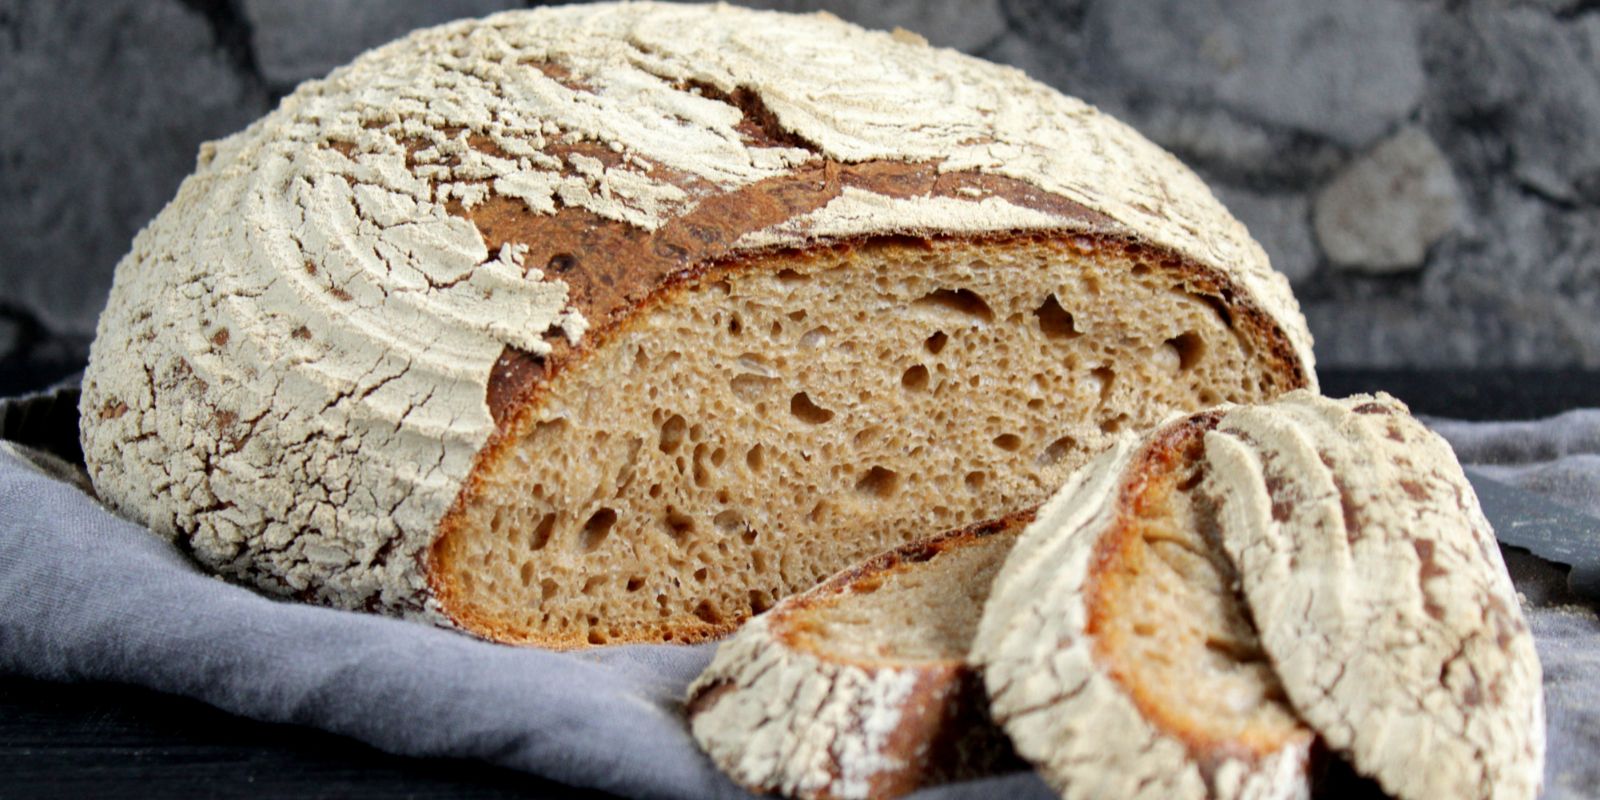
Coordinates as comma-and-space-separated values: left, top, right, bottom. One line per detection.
1315, 127, 1462, 273
1211, 186, 1319, 284
241, 0, 525, 89
2, 0, 1598, 372
740, 0, 1007, 53
1087, 0, 1424, 148
0, 0, 268, 339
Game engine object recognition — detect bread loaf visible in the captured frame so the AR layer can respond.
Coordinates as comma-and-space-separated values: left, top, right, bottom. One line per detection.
79, 3, 1315, 647
974, 392, 1543, 800
688, 515, 1026, 800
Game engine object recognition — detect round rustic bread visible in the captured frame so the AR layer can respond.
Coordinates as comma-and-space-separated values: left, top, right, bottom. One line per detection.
973, 413, 1315, 800
1203, 392, 1544, 800
79, 2, 1315, 647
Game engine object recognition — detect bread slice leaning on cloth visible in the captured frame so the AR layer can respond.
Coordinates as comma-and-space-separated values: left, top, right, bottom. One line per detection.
688, 514, 1028, 800
78, 2, 1315, 647
974, 391, 1543, 800
1202, 392, 1544, 800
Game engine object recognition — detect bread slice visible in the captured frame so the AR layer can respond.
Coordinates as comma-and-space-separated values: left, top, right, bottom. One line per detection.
78, 3, 1315, 647
975, 392, 1544, 800
1203, 392, 1544, 800
687, 514, 1028, 800
974, 413, 1315, 800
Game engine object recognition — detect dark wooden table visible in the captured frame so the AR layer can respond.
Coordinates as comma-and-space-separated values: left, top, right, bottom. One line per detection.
3, 367, 1596, 798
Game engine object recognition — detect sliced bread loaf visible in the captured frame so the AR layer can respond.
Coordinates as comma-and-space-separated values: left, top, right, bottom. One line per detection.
687, 514, 1028, 800
974, 392, 1543, 800
78, 2, 1315, 647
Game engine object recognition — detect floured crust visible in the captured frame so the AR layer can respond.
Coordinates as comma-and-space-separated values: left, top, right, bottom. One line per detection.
1203, 391, 1545, 800
687, 516, 1026, 800
79, 2, 1315, 628
973, 421, 1313, 800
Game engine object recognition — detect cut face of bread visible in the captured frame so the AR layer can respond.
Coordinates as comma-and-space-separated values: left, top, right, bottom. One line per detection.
77, 3, 1317, 647
688, 515, 1026, 800
974, 416, 1314, 800
1203, 392, 1545, 800
434, 235, 1305, 645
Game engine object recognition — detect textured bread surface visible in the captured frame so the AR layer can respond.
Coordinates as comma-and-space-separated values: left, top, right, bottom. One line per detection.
974, 417, 1313, 800
78, 2, 1315, 645
688, 516, 1025, 800
1203, 391, 1545, 800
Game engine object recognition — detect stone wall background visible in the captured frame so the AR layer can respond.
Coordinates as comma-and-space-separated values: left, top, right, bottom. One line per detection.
2, 0, 1597, 384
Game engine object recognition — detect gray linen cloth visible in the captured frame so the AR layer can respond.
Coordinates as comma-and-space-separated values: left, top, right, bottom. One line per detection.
0, 383, 1595, 799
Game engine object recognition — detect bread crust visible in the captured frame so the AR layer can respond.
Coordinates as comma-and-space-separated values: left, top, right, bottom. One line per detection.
78, 3, 1316, 633
1203, 391, 1545, 800
973, 419, 1314, 800
687, 515, 1026, 800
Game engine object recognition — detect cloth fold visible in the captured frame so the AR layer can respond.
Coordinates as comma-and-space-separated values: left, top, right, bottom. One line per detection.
0, 383, 1595, 799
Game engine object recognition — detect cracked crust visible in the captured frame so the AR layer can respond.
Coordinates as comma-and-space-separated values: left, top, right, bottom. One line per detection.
687, 515, 1027, 800
1203, 391, 1545, 800
973, 416, 1314, 800
79, 3, 1315, 635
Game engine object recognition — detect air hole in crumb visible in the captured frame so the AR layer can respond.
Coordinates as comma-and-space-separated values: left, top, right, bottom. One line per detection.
1039, 435, 1077, 465
693, 601, 722, 624
964, 471, 987, 492
540, 578, 558, 600
581, 575, 605, 595
648, 483, 663, 499
808, 501, 828, 523
901, 364, 929, 391
1199, 389, 1220, 406
852, 426, 882, 447
789, 392, 834, 424
914, 288, 994, 323
665, 508, 695, 540
788, 309, 807, 321
776, 268, 804, 283
994, 434, 1023, 452
925, 331, 948, 354
1199, 294, 1233, 328
659, 414, 687, 453
745, 445, 765, 472
1091, 367, 1115, 402
1131, 264, 1151, 277
579, 508, 617, 552
693, 567, 709, 582
587, 630, 607, 645
749, 590, 773, 614
799, 326, 831, 348
530, 513, 556, 551
1165, 332, 1205, 370
710, 447, 727, 467
730, 373, 779, 402
727, 314, 743, 335
626, 576, 645, 592
1034, 294, 1081, 339
854, 466, 900, 498
519, 562, 534, 586
714, 510, 744, 534
1100, 415, 1128, 434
